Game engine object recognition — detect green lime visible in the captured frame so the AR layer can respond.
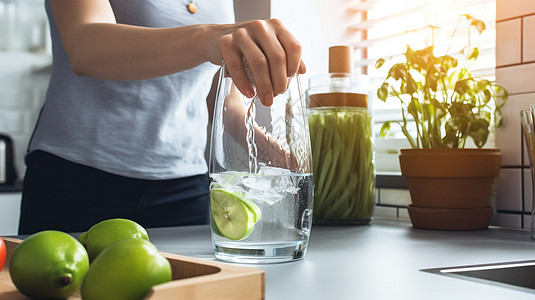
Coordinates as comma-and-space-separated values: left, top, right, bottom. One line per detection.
78, 231, 88, 245
80, 218, 149, 262
210, 214, 224, 237
210, 188, 260, 240
9, 230, 89, 299
239, 193, 262, 223
81, 238, 172, 300
211, 187, 261, 223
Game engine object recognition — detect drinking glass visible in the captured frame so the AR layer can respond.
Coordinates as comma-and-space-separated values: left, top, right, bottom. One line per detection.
521, 105, 535, 239
208, 63, 314, 264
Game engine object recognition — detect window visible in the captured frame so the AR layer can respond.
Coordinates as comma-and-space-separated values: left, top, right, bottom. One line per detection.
349, 0, 497, 172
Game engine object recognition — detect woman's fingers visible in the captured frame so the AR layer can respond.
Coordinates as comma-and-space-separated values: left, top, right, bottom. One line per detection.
250, 20, 288, 97
269, 19, 302, 77
236, 26, 275, 106
219, 33, 255, 99
217, 19, 304, 106
298, 60, 307, 74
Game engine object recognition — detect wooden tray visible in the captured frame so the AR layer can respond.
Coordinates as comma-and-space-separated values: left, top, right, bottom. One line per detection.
0, 237, 265, 299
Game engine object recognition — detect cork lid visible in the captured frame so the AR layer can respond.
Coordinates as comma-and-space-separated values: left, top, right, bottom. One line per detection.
329, 46, 352, 73
308, 92, 368, 108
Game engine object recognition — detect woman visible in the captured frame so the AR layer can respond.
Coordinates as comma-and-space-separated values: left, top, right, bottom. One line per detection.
18, 0, 305, 234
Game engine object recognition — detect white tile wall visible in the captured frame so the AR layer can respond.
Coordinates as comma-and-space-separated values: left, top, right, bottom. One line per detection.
496, 19, 521, 66
377, 188, 411, 206
373, 204, 410, 220
495, 0, 535, 229
523, 168, 533, 212
523, 15, 535, 63
523, 214, 533, 229
495, 169, 523, 211
495, 93, 535, 166
497, 0, 535, 21
373, 188, 411, 221
493, 213, 522, 229
0, 52, 51, 178
496, 63, 535, 94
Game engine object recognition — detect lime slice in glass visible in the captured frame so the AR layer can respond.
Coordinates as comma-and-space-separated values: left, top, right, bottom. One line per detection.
210, 215, 224, 237
235, 193, 261, 223
210, 189, 257, 240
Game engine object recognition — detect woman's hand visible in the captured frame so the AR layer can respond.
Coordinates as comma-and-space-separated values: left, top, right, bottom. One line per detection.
204, 19, 306, 106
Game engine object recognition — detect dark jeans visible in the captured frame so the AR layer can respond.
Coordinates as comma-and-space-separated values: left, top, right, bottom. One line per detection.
19, 150, 209, 234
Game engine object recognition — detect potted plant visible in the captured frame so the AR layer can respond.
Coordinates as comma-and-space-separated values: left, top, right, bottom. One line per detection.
375, 15, 508, 230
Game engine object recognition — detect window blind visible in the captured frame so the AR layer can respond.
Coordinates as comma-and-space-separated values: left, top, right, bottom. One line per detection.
348, 0, 497, 172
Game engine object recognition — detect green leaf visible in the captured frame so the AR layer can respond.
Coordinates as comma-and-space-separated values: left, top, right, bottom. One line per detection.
467, 118, 490, 148
438, 55, 458, 73
447, 103, 473, 135
377, 82, 389, 101
409, 77, 418, 94
389, 64, 409, 81
471, 18, 486, 34
462, 14, 474, 21
409, 46, 435, 72
477, 79, 490, 90
375, 58, 385, 69
442, 125, 460, 148
483, 89, 492, 103
430, 98, 447, 119
493, 85, 509, 109
426, 65, 439, 91
380, 121, 391, 138
422, 103, 432, 121
402, 77, 418, 95
468, 47, 480, 61
454, 80, 470, 95
408, 97, 422, 121
494, 109, 504, 128
479, 110, 491, 123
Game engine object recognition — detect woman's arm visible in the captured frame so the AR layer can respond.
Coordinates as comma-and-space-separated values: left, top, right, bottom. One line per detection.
50, 0, 305, 106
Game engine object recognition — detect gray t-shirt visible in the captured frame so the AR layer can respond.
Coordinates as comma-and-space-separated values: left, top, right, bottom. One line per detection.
29, 0, 235, 179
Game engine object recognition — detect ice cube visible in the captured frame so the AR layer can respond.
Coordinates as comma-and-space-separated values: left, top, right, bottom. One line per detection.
257, 165, 291, 175
242, 174, 270, 191
246, 188, 285, 206
242, 166, 300, 205
241, 173, 283, 205
257, 166, 299, 195
273, 175, 299, 195
211, 172, 243, 191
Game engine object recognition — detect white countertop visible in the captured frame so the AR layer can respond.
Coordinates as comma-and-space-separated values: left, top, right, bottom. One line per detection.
146, 218, 535, 299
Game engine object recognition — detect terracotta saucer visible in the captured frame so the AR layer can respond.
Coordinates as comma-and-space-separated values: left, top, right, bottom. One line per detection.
407, 205, 493, 231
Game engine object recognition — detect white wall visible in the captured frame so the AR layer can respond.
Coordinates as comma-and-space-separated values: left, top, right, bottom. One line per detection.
271, 0, 357, 88
234, 0, 357, 88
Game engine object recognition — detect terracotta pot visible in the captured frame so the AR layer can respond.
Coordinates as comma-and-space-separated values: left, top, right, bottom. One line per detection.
399, 148, 501, 230
407, 205, 493, 230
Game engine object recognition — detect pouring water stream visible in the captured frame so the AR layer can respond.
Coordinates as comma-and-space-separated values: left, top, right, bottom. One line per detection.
244, 73, 295, 174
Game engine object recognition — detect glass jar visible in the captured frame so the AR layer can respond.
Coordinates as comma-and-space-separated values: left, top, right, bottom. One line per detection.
307, 73, 374, 224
